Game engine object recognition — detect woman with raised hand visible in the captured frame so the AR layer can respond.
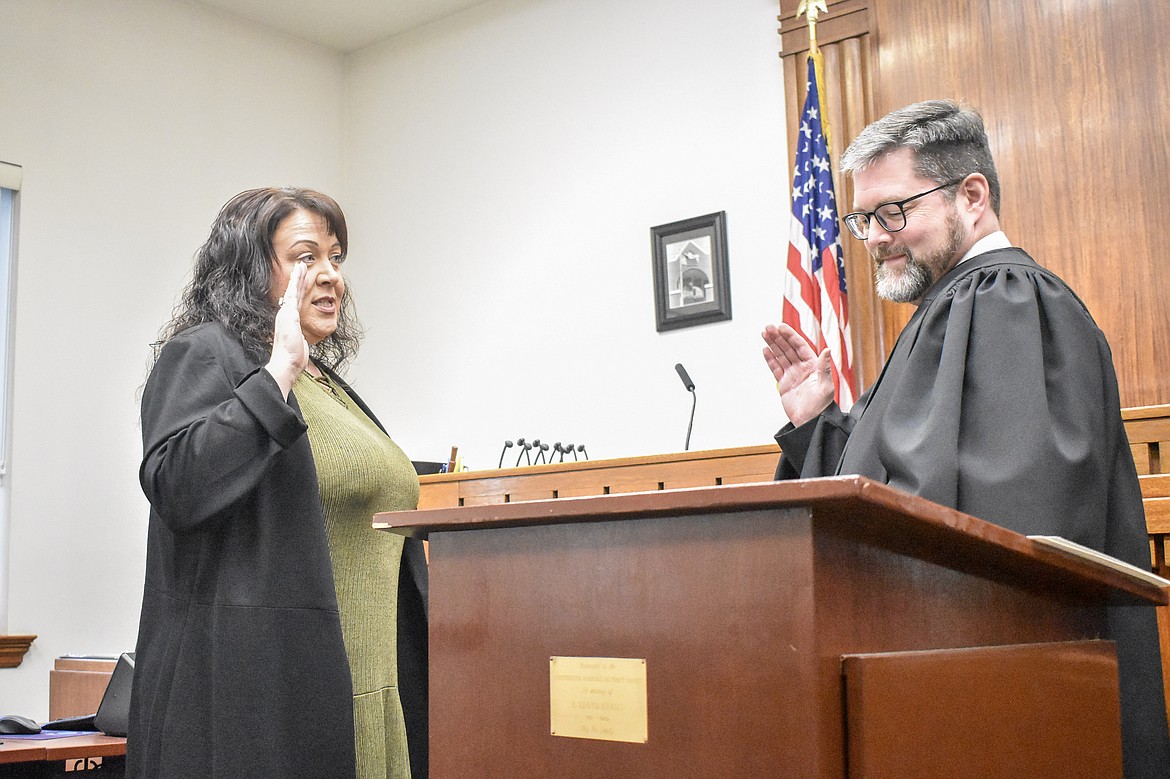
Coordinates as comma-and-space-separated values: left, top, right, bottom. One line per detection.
129, 187, 427, 778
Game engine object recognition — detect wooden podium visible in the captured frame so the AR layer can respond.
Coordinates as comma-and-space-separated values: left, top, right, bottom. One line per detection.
375, 476, 1167, 778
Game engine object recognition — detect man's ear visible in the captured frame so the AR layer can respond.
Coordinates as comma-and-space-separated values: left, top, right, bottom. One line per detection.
958, 173, 992, 217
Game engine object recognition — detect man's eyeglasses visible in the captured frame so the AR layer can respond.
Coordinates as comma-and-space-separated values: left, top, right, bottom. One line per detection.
842, 177, 967, 240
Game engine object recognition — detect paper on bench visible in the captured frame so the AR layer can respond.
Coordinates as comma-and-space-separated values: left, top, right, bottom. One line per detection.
1028, 535, 1170, 589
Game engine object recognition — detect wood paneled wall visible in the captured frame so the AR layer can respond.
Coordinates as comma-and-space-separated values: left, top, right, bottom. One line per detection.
778, 0, 1170, 405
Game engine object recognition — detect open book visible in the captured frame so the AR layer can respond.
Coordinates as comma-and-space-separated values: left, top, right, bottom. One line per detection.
1028, 535, 1170, 589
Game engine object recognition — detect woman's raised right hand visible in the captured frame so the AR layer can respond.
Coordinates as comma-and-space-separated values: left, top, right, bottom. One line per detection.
266, 263, 311, 398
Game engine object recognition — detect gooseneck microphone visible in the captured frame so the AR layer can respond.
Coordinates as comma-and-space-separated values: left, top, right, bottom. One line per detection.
675, 363, 697, 451
515, 438, 532, 467
498, 440, 514, 469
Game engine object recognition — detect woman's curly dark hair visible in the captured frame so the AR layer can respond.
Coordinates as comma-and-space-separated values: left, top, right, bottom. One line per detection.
155, 187, 362, 371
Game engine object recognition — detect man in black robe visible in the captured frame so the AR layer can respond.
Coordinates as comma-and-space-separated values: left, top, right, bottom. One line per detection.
763, 99, 1169, 777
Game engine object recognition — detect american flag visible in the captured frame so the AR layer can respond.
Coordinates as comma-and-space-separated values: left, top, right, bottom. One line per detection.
782, 55, 856, 410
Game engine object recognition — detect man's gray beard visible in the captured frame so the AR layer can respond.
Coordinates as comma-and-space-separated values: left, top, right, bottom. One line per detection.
873, 208, 965, 303
875, 258, 933, 303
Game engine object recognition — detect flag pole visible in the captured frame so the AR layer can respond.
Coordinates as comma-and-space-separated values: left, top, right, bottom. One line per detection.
797, 0, 831, 151
783, 0, 857, 409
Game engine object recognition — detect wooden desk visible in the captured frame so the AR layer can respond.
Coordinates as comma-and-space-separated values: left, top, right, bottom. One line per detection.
0, 734, 125, 778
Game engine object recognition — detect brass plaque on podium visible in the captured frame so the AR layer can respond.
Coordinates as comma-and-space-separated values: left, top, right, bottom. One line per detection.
549, 656, 648, 743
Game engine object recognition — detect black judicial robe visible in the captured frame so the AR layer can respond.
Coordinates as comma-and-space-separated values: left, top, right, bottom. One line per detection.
128, 323, 429, 779
775, 248, 1169, 777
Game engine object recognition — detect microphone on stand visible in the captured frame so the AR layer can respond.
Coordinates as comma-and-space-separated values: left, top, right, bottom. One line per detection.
675, 363, 697, 451
577, 444, 588, 460
553, 442, 568, 462
515, 438, 532, 467
563, 443, 576, 461
498, 440, 514, 469
533, 440, 549, 464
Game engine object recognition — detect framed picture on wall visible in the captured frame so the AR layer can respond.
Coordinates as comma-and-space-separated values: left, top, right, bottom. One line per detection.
650, 211, 731, 332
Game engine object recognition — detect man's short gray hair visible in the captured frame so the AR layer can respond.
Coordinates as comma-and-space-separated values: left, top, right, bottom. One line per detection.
840, 99, 1001, 216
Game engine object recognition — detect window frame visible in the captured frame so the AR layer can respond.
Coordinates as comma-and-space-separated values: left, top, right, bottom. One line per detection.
0, 162, 20, 482
0, 160, 21, 633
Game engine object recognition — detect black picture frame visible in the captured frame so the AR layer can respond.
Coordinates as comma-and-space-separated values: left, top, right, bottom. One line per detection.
650, 211, 731, 332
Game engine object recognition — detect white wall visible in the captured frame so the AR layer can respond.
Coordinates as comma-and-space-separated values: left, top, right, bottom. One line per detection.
0, 0, 791, 718
0, 0, 345, 716
342, 0, 791, 470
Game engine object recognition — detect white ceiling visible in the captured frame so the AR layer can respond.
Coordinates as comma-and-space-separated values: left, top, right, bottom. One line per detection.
191, 0, 492, 53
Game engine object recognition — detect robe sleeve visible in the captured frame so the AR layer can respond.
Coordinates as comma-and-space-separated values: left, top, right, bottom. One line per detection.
139, 328, 308, 533
773, 403, 856, 480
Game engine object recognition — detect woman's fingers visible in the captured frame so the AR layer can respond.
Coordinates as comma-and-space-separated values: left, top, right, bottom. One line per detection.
280, 263, 306, 309
270, 264, 309, 380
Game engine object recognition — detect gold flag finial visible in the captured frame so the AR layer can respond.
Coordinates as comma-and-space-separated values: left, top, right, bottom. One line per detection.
796, 0, 829, 51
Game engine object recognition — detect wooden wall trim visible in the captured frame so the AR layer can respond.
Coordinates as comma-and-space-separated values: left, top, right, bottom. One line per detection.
0, 634, 36, 668
779, 0, 872, 55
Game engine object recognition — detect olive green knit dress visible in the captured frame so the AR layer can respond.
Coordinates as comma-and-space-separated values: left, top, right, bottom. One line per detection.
296, 370, 419, 779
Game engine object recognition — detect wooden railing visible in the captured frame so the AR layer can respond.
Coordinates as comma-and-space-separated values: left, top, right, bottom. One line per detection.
420, 405, 1170, 523
417, 444, 780, 509
1130, 403, 1170, 579
1126, 405, 1170, 721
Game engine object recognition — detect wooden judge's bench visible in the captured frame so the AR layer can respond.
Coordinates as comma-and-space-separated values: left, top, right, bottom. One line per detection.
389, 404, 1170, 778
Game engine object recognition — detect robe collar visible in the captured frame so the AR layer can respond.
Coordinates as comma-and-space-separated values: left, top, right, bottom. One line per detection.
918, 243, 1034, 308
